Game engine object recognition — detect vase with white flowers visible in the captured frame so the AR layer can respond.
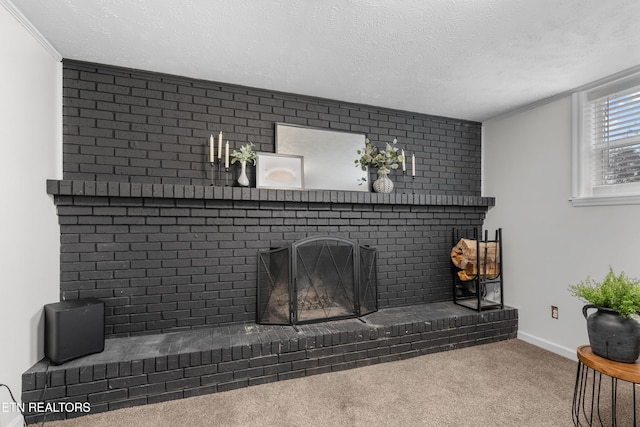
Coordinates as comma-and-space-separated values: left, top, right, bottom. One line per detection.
355, 138, 404, 193
230, 142, 257, 187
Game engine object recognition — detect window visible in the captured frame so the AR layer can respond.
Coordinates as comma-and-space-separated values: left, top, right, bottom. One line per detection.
572, 73, 640, 206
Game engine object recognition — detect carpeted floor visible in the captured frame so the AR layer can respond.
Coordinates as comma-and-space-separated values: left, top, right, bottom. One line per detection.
42, 339, 582, 426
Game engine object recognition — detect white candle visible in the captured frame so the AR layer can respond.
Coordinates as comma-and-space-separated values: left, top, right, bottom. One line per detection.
225, 141, 230, 169
209, 135, 215, 163
411, 153, 416, 177
218, 131, 223, 161
401, 149, 406, 172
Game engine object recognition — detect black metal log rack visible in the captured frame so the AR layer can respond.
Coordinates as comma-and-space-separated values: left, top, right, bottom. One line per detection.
451, 228, 504, 311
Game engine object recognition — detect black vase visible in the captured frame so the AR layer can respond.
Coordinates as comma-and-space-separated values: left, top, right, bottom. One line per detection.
583, 304, 640, 363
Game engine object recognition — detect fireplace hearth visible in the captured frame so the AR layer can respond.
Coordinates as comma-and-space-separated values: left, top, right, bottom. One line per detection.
257, 236, 378, 325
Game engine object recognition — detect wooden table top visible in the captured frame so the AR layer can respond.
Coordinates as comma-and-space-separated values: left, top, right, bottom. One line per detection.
578, 345, 640, 383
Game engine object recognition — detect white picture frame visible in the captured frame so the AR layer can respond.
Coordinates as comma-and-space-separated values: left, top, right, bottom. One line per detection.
256, 153, 304, 190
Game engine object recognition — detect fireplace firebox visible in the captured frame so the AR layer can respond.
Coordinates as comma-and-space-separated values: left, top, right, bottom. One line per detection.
257, 236, 378, 325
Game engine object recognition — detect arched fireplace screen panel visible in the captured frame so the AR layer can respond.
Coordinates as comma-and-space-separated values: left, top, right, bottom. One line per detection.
257, 237, 378, 325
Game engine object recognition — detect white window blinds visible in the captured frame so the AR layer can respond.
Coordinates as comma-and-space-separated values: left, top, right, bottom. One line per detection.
588, 84, 640, 188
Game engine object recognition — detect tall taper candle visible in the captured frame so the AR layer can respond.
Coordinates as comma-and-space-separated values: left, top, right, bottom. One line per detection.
411, 153, 415, 177
225, 141, 230, 169
401, 149, 406, 172
209, 135, 215, 163
218, 131, 223, 160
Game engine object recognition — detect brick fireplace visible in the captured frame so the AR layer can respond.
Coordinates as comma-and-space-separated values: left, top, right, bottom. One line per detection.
20, 60, 517, 424
53, 59, 490, 338
49, 181, 493, 337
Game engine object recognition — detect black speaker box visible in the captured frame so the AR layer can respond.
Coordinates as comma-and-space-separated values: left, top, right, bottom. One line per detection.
45, 298, 105, 365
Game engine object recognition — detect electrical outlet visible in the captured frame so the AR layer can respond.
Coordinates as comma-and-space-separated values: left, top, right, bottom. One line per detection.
551, 306, 558, 319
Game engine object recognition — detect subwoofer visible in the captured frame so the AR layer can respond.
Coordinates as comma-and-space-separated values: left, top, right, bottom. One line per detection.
44, 298, 105, 365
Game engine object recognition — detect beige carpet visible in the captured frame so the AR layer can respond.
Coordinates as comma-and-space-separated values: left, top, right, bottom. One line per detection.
43, 339, 581, 427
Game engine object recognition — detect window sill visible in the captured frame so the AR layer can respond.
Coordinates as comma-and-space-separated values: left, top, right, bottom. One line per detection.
570, 194, 640, 207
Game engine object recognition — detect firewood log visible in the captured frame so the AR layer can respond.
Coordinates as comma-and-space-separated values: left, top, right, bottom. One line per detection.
451, 238, 500, 281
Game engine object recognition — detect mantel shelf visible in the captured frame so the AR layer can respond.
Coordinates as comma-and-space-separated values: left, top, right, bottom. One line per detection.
46, 180, 495, 208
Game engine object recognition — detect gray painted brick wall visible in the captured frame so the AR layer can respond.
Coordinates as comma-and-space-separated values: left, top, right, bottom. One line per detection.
57, 61, 489, 338
62, 60, 481, 195
55, 192, 488, 337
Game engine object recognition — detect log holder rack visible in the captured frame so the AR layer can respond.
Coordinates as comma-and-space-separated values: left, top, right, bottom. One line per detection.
451, 228, 504, 311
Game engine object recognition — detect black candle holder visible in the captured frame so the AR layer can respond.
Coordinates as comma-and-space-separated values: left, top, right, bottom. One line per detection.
225, 168, 230, 186
210, 162, 216, 186
402, 170, 407, 193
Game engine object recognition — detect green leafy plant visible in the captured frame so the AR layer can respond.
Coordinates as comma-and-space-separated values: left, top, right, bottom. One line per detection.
231, 142, 257, 165
569, 267, 640, 318
355, 138, 404, 182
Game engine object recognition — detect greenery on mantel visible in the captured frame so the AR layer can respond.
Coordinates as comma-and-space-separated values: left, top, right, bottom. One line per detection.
231, 142, 257, 165
355, 138, 404, 181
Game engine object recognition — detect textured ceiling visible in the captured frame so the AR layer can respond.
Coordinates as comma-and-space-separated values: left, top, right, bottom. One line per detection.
7, 0, 640, 122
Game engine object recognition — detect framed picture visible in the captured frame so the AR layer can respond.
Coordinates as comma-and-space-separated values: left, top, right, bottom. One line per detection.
256, 153, 304, 190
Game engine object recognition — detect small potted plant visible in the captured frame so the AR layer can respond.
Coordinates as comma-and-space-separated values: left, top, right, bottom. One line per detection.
355, 138, 403, 193
230, 142, 257, 187
569, 267, 640, 362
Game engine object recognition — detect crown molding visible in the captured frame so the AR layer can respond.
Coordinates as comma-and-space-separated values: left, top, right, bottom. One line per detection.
1, 0, 62, 61
484, 64, 640, 124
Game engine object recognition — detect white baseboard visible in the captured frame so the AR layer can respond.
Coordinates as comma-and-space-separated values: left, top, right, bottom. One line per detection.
517, 331, 577, 361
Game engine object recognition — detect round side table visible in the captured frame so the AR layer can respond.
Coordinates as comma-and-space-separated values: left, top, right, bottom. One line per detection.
573, 345, 640, 426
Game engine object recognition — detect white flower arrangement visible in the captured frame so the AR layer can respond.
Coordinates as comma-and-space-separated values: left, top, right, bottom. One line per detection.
230, 142, 257, 165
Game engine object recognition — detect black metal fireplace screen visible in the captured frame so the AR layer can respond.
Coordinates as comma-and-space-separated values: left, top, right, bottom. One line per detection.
257, 236, 378, 325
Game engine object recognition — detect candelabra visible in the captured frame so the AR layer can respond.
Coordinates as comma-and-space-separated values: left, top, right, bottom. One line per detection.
210, 161, 216, 186
402, 170, 407, 193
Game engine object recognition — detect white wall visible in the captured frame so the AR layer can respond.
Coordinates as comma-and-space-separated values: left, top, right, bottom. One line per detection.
0, 4, 61, 426
483, 95, 640, 360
